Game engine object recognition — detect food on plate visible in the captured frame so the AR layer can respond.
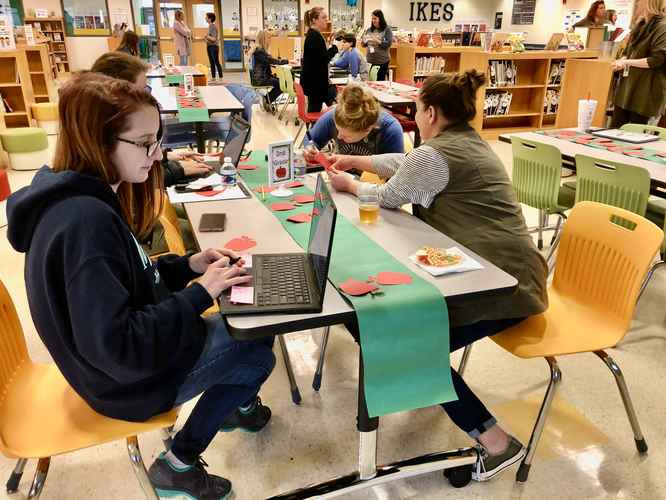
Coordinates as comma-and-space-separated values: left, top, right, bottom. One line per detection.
415, 246, 463, 267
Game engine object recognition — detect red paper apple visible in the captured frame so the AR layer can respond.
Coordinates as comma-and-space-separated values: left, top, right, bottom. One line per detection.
286, 181, 304, 188
224, 235, 257, 252
372, 272, 413, 286
275, 166, 288, 179
271, 202, 296, 211
287, 213, 312, 223
293, 194, 315, 204
339, 278, 379, 296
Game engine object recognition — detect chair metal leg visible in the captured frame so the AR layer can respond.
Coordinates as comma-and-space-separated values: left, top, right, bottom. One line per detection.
312, 326, 331, 391
516, 356, 562, 482
637, 260, 665, 303
457, 344, 473, 376
6, 458, 28, 493
126, 436, 159, 500
278, 335, 302, 405
294, 122, 305, 147
594, 351, 648, 453
549, 213, 564, 245
537, 209, 545, 250
27, 458, 50, 500
161, 425, 175, 451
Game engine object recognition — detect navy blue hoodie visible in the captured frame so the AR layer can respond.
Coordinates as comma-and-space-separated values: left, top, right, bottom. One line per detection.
7, 166, 214, 422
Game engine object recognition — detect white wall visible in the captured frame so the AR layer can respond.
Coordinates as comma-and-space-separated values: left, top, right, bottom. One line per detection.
23, 0, 133, 70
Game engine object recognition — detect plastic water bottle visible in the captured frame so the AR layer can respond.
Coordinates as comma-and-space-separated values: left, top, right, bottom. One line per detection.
293, 149, 307, 179
219, 156, 237, 187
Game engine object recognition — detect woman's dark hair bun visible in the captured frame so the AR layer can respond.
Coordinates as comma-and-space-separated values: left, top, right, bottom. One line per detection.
464, 69, 486, 93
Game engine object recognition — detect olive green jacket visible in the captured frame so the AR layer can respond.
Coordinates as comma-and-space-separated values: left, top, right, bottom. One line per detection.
615, 16, 666, 118
413, 124, 548, 327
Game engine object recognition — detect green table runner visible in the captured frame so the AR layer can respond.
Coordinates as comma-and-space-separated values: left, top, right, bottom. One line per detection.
239, 151, 457, 417
165, 71, 185, 85
177, 88, 210, 123
539, 129, 666, 165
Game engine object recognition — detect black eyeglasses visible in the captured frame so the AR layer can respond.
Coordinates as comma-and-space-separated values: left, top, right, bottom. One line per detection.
116, 137, 162, 157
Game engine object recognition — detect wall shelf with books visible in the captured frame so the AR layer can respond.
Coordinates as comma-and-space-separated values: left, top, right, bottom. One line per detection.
22, 44, 55, 103
0, 50, 35, 129
23, 18, 69, 79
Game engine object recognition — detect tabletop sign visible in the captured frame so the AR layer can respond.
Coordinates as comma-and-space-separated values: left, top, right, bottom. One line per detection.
267, 139, 295, 197
35, 9, 49, 18
23, 25, 35, 45
0, 16, 16, 50
183, 73, 194, 95
163, 53, 174, 67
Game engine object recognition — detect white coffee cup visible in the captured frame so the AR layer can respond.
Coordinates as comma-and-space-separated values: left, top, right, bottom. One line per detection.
577, 99, 597, 131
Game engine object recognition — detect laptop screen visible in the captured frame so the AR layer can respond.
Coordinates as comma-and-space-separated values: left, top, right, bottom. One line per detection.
222, 115, 251, 166
307, 175, 337, 297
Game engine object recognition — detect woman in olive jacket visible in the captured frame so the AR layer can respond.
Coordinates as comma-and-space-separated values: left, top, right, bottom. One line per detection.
611, 0, 666, 126
300, 7, 338, 113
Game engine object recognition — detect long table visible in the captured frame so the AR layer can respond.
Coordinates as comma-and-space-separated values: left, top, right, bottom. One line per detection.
151, 85, 244, 153
183, 173, 517, 498
146, 65, 205, 79
499, 130, 666, 195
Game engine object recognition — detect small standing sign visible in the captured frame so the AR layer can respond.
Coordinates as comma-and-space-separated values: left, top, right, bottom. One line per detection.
163, 53, 174, 67
24, 25, 36, 45
183, 73, 194, 95
35, 9, 49, 19
267, 139, 294, 197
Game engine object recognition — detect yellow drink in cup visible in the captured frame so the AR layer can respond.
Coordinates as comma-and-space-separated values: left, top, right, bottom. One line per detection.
358, 190, 379, 224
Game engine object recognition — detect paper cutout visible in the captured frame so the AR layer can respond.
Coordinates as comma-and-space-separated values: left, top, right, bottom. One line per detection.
558, 130, 577, 136
286, 181, 305, 188
197, 189, 225, 197
224, 236, 257, 251
255, 185, 275, 194
286, 213, 313, 223
237, 164, 258, 170
230, 286, 254, 304
293, 194, 315, 204
339, 278, 379, 296
271, 202, 296, 211
315, 152, 333, 170
373, 271, 413, 285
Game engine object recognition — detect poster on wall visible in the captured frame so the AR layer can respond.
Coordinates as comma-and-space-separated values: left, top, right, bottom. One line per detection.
494, 12, 503, 30
511, 0, 536, 25
0, 15, 16, 50
563, 10, 582, 32
24, 24, 35, 45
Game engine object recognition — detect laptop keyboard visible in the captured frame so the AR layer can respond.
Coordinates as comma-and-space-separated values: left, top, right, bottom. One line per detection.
255, 255, 311, 306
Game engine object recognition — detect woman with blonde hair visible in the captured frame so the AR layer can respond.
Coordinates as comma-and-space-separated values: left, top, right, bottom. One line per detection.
611, 0, 666, 126
251, 30, 288, 104
173, 10, 192, 65
6, 72, 275, 499
327, 70, 548, 481
304, 84, 403, 156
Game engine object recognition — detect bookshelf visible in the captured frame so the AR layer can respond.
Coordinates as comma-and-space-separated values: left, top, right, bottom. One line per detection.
23, 17, 70, 78
0, 50, 34, 129
21, 44, 56, 103
394, 45, 480, 82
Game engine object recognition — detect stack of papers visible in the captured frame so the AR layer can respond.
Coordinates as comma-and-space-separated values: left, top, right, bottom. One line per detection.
166, 173, 248, 203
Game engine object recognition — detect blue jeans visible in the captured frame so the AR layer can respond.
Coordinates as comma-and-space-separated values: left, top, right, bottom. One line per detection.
170, 317, 275, 464
206, 45, 223, 78
440, 317, 526, 439
179, 54, 188, 66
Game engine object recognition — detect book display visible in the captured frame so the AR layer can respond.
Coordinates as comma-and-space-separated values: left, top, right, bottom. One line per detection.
23, 17, 69, 78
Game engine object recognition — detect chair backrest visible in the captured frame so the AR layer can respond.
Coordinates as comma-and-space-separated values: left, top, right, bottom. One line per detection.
620, 123, 666, 139
224, 83, 258, 126
511, 137, 563, 210
281, 66, 296, 96
194, 63, 209, 85
553, 201, 663, 331
368, 65, 379, 81
276, 66, 287, 93
295, 82, 307, 120
158, 199, 187, 255
574, 154, 651, 216
0, 279, 29, 402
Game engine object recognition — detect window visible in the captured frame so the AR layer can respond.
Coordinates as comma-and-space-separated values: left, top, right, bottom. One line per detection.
0, 0, 24, 26
61, 0, 111, 36
263, 0, 299, 36
330, 0, 363, 32
159, 2, 183, 29
130, 0, 156, 37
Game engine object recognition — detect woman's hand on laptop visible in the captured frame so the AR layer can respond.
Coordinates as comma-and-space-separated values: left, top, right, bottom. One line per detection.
198, 259, 252, 299
182, 160, 213, 177
189, 248, 229, 274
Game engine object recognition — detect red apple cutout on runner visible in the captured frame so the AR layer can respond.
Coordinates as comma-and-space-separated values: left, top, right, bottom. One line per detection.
293, 194, 315, 204
373, 272, 413, 285
286, 181, 304, 188
237, 164, 258, 170
286, 213, 312, 223
339, 279, 379, 296
270, 202, 296, 211
255, 185, 275, 194
224, 235, 257, 252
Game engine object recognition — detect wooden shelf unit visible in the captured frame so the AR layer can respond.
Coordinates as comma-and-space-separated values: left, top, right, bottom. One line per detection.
23, 17, 70, 78
459, 50, 600, 139
21, 44, 56, 103
0, 50, 35, 129
395, 44, 481, 81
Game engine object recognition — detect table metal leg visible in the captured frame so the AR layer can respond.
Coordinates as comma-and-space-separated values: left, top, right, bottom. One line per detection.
267, 323, 477, 499
195, 122, 206, 153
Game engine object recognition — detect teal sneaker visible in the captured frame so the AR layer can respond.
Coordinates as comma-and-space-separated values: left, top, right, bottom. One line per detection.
219, 397, 271, 433
148, 454, 232, 499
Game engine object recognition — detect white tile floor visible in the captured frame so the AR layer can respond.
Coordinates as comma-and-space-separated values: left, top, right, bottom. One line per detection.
0, 74, 665, 499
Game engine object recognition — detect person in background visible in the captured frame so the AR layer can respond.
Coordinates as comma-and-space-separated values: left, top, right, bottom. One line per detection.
607, 9, 619, 25
572, 0, 607, 28
173, 10, 192, 66
205, 12, 223, 80
116, 30, 139, 56
362, 10, 393, 80
326, 70, 548, 482
333, 34, 369, 80
6, 72, 275, 500
301, 7, 338, 112
611, 0, 666, 127
91, 52, 213, 185
304, 84, 403, 156
251, 30, 288, 105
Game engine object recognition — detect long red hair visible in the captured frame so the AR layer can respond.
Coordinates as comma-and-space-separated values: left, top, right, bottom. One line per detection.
52, 72, 164, 239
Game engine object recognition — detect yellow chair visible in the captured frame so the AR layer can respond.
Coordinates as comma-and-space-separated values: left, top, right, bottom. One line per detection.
488, 202, 662, 482
30, 103, 59, 135
0, 279, 178, 499
158, 197, 187, 256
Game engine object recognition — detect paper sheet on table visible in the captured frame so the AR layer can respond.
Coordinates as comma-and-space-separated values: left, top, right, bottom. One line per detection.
167, 184, 248, 203
409, 247, 484, 276
187, 173, 222, 188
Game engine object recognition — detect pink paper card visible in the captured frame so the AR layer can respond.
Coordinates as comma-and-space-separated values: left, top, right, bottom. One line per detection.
230, 286, 254, 304
239, 254, 253, 268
